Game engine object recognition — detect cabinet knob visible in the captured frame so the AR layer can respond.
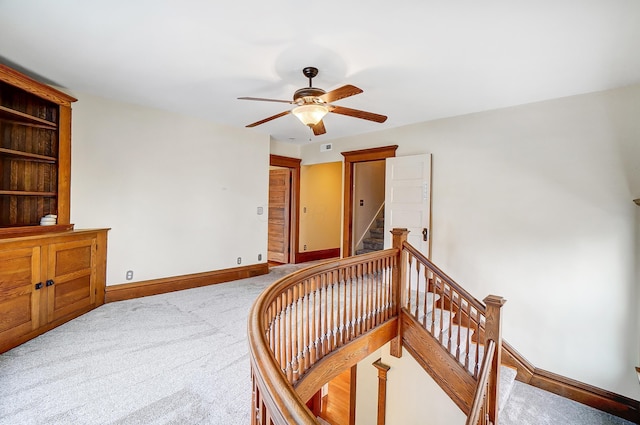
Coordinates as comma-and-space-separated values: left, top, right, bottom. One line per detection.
35, 282, 43, 290
46, 279, 55, 287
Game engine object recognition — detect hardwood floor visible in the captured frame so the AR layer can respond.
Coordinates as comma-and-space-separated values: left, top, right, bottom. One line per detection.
320, 367, 352, 425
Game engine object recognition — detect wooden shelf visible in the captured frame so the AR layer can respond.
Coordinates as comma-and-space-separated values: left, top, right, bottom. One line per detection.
0, 104, 57, 129
0, 224, 74, 239
0, 190, 57, 197
0, 148, 57, 163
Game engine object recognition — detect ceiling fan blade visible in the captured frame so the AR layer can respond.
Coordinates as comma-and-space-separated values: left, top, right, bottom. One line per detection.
312, 120, 326, 136
319, 85, 363, 103
329, 105, 387, 123
246, 110, 291, 127
238, 96, 294, 104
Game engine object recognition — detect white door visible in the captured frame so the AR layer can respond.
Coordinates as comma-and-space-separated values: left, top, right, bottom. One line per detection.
383, 154, 432, 256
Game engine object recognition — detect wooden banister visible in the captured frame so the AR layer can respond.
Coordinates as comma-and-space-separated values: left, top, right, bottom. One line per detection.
466, 339, 497, 425
247, 228, 504, 425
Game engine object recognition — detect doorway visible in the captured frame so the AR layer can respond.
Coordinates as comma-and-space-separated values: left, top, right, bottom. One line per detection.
268, 155, 301, 264
341, 146, 398, 257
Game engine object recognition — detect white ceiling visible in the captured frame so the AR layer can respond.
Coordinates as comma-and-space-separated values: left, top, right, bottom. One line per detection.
1, 0, 639, 144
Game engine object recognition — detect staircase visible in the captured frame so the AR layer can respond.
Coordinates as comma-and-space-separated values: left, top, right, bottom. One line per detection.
407, 288, 636, 425
248, 229, 639, 425
356, 210, 385, 254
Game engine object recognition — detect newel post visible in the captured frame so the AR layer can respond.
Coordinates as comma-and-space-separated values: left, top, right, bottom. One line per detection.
483, 295, 506, 425
390, 228, 409, 358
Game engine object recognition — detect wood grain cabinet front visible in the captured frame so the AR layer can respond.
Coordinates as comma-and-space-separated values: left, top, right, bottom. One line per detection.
0, 229, 108, 353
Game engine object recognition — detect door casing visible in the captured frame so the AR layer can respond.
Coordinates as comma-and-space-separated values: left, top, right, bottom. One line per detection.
341, 146, 398, 257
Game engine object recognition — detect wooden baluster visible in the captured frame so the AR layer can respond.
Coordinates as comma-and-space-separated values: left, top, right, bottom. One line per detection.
406, 252, 413, 314
382, 257, 389, 321
374, 259, 381, 326
322, 275, 328, 360
354, 263, 360, 337
414, 257, 421, 320
444, 285, 453, 346
329, 274, 335, 352
292, 285, 299, 382
338, 269, 343, 340
348, 265, 354, 340
303, 279, 310, 374
339, 269, 345, 346
285, 288, 293, 382
465, 302, 473, 371
422, 267, 428, 328
358, 263, 363, 333
309, 276, 317, 365
340, 268, 347, 346
277, 294, 284, 372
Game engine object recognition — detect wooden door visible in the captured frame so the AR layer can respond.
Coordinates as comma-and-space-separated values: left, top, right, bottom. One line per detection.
46, 237, 96, 323
384, 154, 432, 256
268, 169, 291, 263
0, 246, 42, 344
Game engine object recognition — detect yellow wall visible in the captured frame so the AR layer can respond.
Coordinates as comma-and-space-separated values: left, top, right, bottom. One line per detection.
299, 161, 342, 252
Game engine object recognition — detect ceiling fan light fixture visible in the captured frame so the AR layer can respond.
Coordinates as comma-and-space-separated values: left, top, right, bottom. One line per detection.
292, 104, 328, 127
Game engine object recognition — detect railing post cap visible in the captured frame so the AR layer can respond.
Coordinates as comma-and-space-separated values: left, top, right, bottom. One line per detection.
483, 295, 507, 306
390, 228, 409, 235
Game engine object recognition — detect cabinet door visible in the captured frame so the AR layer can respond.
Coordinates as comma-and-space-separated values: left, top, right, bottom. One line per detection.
0, 247, 42, 342
46, 238, 96, 323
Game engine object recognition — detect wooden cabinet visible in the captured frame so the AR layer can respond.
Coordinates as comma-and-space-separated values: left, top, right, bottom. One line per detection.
0, 229, 108, 353
0, 64, 76, 232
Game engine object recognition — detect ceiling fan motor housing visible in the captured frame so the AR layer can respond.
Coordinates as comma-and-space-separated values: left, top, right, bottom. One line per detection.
293, 87, 326, 104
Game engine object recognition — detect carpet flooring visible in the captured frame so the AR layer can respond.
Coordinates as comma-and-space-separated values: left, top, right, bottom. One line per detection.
501, 380, 634, 425
1, 262, 635, 425
0, 263, 306, 425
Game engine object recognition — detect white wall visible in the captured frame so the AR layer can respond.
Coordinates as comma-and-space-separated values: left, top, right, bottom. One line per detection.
355, 344, 466, 425
301, 85, 640, 400
70, 93, 270, 285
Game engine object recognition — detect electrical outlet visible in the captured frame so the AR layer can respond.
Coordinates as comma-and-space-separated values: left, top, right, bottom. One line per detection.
126, 270, 134, 280
304, 245, 307, 251
258, 254, 262, 261
237, 257, 242, 264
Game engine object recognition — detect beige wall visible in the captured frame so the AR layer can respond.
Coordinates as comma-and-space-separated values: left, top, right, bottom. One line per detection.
299, 161, 342, 252
71, 92, 270, 285
300, 85, 640, 400
355, 344, 466, 425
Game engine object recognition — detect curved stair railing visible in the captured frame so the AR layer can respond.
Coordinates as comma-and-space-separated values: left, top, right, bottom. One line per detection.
248, 228, 504, 425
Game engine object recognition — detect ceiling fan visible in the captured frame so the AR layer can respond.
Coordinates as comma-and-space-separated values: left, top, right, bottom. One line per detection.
238, 66, 387, 136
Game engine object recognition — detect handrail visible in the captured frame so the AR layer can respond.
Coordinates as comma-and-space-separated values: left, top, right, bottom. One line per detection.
466, 339, 497, 425
400, 241, 489, 378
248, 228, 504, 425
248, 249, 399, 424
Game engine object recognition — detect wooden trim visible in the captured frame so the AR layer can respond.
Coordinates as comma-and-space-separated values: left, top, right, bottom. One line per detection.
295, 247, 340, 263
372, 359, 391, 425
401, 310, 476, 414
341, 146, 398, 257
0, 64, 77, 106
528, 369, 640, 423
501, 341, 640, 423
349, 365, 357, 425
501, 340, 535, 382
294, 318, 398, 403
57, 104, 72, 225
105, 263, 269, 302
270, 155, 301, 264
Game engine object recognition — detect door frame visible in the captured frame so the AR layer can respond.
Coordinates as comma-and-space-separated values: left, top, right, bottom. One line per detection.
341, 145, 398, 257
270, 154, 301, 264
